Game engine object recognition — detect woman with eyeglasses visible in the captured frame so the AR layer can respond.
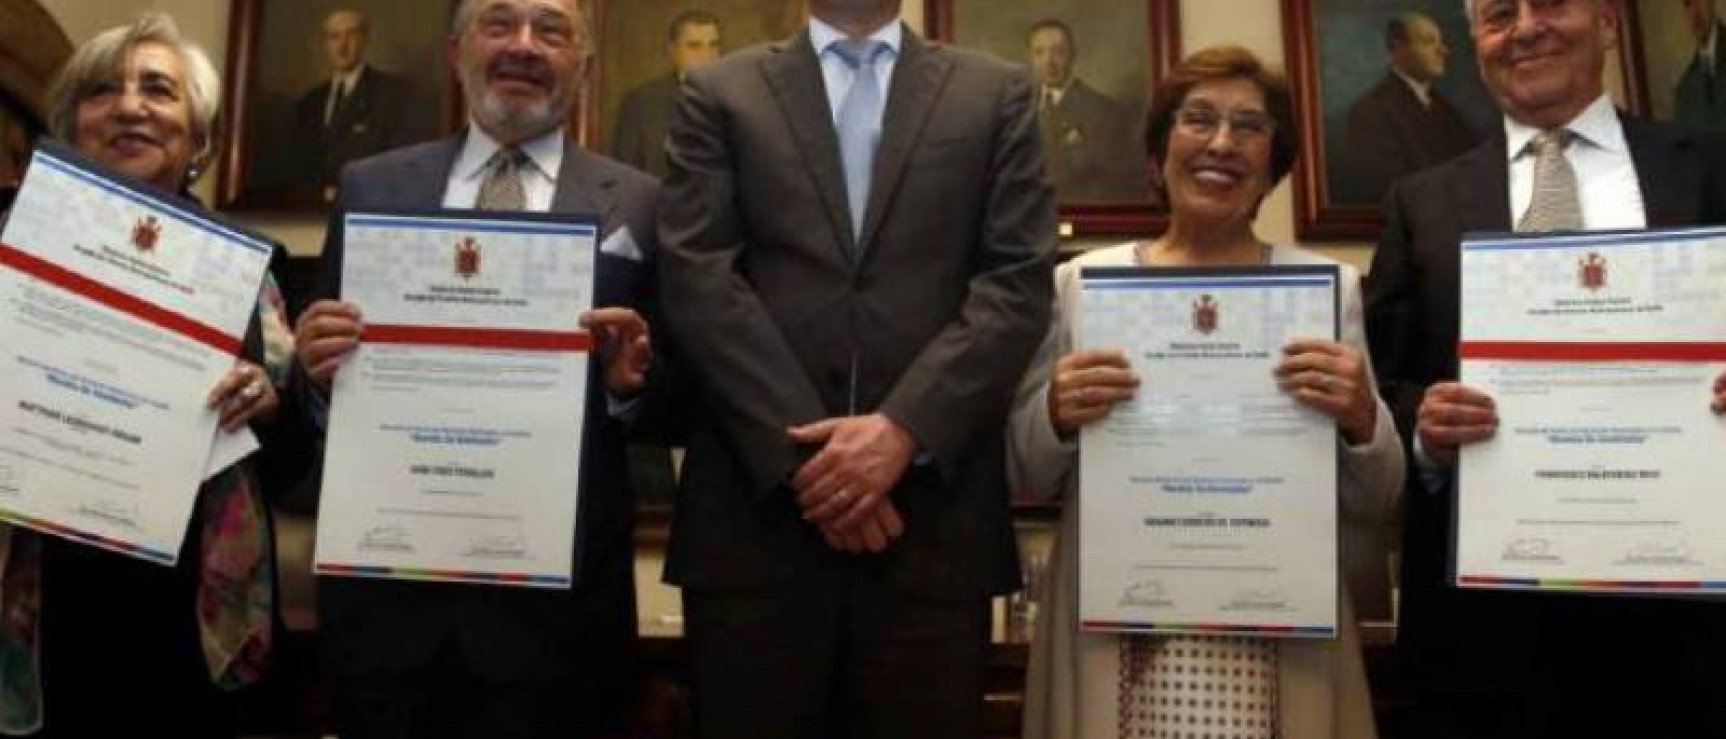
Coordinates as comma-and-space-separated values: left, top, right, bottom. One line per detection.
1010, 45, 1404, 739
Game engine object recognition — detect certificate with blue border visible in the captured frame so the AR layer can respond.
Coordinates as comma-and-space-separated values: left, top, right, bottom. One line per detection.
314, 209, 596, 589
1076, 265, 1340, 638
1456, 226, 1726, 594
0, 140, 271, 564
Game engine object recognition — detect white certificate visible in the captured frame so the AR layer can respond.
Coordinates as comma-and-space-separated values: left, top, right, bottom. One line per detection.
1077, 266, 1339, 637
315, 212, 595, 588
1457, 227, 1726, 594
0, 143, 271, 564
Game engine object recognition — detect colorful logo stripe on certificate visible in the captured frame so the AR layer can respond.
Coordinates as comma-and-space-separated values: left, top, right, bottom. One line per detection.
0, 506, 175, 565
1457, 575, 1726, 592
315, 562, 570, 588
0, 242, 241, 354
1080, 620, 1336, 637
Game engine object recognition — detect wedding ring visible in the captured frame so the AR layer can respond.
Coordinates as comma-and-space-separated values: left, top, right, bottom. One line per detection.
240, 377, 266, 400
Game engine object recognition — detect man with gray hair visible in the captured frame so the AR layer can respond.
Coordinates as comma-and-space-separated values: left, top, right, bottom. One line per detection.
1367, 0, 1726, 735
1340, 11, 1479, 202
293, 0, 661, 735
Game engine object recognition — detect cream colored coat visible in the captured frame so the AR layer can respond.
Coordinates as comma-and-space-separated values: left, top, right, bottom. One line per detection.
1009, 243, 1405, 739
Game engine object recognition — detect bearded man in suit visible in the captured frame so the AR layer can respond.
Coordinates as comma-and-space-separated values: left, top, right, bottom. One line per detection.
292, 0, 660, 736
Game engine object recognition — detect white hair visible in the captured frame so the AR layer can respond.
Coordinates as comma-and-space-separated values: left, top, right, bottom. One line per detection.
46, 13, 222, 169
451, 0, 594, 59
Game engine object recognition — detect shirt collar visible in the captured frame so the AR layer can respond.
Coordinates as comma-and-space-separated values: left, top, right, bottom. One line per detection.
1704, 23, 1720, 64
1391, 68, 1433, 106
453, 123, 566, 184
808, 15, 903, 60
333, 64, 365, 90
1503, 94, 1624, 161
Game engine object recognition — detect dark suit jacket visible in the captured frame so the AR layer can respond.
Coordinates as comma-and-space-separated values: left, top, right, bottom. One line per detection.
1675, 26, 1726, 134
658, 28, 1055, 599
306, 133, 660, 685
609, 73, 680, 180
1340, 71, 1479, 204
1364, 115, 1726, 686
1040, 78, 1145, 202
293, 67, 436, 200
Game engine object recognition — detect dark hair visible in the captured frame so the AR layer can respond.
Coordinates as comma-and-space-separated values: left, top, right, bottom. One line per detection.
1142, 45, 1299, 197
1385, 12, 1430, 50
1027, 18, 1077, 59
667, 9, 722, 43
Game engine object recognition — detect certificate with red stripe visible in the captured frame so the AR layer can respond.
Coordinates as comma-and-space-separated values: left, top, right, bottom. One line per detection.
0, 143, 271, 564
315, 211, 595, 589
1456, 227, 1726, 594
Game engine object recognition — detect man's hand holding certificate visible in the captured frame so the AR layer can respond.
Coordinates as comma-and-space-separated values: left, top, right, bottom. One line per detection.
1456, 227, 1726, 594
313, 212, 596, 589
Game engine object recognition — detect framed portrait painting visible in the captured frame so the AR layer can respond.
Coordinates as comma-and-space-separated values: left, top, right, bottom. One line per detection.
588, 0, 806, 180
1284, 0, 1649, 240
926, 0, 1179, 238
1620, 0, 1723, 133
217, 0, 457, 211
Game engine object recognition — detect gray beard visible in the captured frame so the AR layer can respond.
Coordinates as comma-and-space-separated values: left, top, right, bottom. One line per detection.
460, 67, 568, 142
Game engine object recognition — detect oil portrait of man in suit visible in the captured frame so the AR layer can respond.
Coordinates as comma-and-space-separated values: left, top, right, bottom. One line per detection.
597, 1, 805, 180
930, 0, 1159, 210
1309, 0, 1496, 209
219, 0, 452, 210
1624, 0, 1726, 132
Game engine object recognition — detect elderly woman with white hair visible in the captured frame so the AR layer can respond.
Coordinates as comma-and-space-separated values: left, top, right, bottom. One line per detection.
0, 13, 293, 737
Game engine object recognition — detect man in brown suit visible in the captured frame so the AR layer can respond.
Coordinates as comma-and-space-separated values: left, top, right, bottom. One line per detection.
656, 0, 1055, 736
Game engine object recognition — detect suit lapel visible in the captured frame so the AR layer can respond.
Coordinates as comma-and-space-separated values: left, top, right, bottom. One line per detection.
1623, 115, 1701, 228
1453, 135, 1512, 234
762, 31, 854, 259
552, 139, 620, 229
403, 135, 464, 209
858, 30, 951, 255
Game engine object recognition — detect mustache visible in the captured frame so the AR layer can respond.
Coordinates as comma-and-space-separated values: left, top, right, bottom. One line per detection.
487, 53, 553, 83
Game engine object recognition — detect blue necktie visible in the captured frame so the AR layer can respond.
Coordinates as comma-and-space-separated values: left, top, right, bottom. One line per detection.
833, 39, 887, 243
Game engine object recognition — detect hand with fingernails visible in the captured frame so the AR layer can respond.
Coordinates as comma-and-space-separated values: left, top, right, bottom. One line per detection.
295, 299, 363, 390
787, 413, 916, 554
1273, 338, 1377, 445
208, 360, 278, 432
1415, 382, 1497, 467
1048, 348, 1140, 439
579, 307, 652, 397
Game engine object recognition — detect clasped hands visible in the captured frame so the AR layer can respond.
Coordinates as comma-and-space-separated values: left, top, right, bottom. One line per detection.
788, 413, 917, 554
1050, 339, 1377, 444
294, 299, 652, 396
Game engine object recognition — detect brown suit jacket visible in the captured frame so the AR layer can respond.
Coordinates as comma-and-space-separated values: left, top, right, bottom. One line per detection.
657, 26, 1055, 598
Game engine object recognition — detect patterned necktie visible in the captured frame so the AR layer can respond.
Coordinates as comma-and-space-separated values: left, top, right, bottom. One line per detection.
477, 146, 527, 211
1516, 129, 1583, 232
832, 38, 888, 242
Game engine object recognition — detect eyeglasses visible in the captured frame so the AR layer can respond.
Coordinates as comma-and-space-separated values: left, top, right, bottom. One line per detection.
1173, 104, 1277, 141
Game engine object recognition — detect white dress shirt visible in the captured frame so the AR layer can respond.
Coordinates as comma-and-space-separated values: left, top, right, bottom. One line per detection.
1393, 68, 1433, 108
808, 17, 902, 125
441, 124, 565, 211
1503, 94, 1646, 230
324, 65, 366, 125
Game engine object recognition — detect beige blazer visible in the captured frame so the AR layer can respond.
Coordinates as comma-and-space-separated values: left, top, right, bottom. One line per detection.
1009, 243, 1405, 739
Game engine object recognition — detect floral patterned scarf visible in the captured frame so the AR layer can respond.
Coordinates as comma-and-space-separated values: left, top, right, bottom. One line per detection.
0, 273, 291, 735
